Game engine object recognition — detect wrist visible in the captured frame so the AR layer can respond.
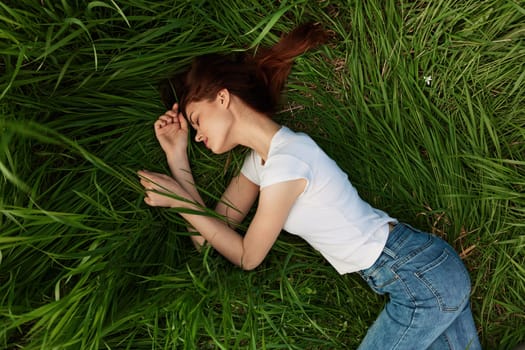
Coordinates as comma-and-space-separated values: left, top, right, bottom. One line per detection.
166, 149, 188, 164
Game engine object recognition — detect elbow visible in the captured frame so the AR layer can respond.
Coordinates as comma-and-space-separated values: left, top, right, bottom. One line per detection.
240, 257, 262, 271
241, 263, 258, 271
239, 244, 268, 271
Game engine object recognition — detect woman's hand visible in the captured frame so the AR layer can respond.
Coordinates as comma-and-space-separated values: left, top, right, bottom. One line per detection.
138, 170, 190, 208
155, 103, 188, 157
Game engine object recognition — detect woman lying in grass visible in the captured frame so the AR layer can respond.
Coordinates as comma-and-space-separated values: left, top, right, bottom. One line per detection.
138, 23, 481, 349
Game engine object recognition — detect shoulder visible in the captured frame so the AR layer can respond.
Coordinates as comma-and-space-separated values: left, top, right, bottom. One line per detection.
274, 126, 316, 147
269, 126, 319, 161
261, 128, 315, 190
241, 127, 320, 188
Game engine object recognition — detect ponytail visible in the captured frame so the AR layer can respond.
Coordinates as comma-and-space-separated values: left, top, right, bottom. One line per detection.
161, 23, 330, 116
251, 22, 330, 109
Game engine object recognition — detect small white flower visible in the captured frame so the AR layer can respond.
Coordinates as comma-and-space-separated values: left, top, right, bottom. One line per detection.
424, 75, 432, 86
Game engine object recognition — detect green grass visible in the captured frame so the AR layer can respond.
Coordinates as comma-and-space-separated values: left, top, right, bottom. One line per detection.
1, 0, 524, 349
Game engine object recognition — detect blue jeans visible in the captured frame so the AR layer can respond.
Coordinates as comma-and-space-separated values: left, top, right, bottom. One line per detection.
357, 223, 481, 350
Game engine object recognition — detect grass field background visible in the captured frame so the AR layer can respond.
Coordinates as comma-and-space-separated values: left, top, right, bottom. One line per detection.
1, 1, 524, 349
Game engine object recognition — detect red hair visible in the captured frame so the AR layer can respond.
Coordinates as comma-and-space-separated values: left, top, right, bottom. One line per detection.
161, 23, 330, 117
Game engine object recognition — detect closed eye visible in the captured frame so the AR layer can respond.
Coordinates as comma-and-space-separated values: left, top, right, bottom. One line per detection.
189, 112, 198, 128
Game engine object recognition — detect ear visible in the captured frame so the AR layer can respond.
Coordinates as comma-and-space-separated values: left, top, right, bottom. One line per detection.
216, 88, 230, 108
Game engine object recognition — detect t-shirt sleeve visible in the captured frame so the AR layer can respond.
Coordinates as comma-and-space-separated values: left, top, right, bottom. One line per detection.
260, 154, 312, 191
240, 150, 261, 185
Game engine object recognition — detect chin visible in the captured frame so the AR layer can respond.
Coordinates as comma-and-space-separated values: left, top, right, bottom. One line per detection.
212, 144, 238, 155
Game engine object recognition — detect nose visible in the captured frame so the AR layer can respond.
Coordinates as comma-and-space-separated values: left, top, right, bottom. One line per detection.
195, 133, 202, 142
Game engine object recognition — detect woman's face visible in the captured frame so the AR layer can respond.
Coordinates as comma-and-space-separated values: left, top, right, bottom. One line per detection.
185, 93, 235, 154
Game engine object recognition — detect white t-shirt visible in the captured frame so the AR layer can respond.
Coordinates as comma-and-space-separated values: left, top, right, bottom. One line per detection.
241, 126, 396, 274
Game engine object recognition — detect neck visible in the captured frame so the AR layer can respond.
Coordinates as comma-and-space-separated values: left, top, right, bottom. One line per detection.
229, 97, 281, 162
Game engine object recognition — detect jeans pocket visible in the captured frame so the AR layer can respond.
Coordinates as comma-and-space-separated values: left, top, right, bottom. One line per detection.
362, 258, 400, 294
414, 248, 471, 312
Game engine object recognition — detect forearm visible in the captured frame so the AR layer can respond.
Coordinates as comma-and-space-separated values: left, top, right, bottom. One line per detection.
179, 206, 245, 267
167, 152, 204, 205
166, 154, 251, 249
166, 151, 207, 246
139, 170, 293, 272
214, 199, 245, 229
214, 174, 259, 230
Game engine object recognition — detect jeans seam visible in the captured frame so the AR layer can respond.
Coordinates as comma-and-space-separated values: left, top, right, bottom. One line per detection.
443, 333, 453, 350
392, 275, 417, 350
391, 236, 433, 271
388, 224, 411, 252
414, 249, 471, 313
